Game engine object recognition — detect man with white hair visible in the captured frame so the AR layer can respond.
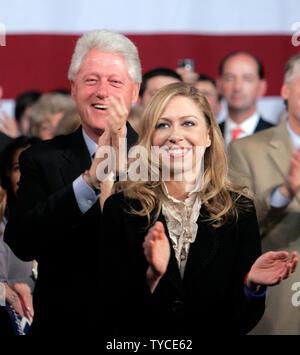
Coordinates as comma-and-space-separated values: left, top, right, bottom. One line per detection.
228, 52, 300, 334
4, 29, 141, 335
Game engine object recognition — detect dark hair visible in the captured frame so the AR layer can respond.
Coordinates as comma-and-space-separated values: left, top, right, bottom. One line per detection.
139, 67, 182, 97
14, 91, 42, 122
0, 136, 41, 208
219, 51, 264, 79
196, 73, 222, 102
197, 73, 217, 87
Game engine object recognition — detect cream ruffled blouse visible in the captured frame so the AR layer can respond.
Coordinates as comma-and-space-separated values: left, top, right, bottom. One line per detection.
161, 183, 202, 278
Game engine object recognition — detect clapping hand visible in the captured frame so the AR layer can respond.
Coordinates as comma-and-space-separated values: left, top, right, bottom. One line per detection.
246, 251, 298, 292
85, 95, 129, 189
143, 221, 170, 293
0, 110, 19, 138
280, 148, 300, 199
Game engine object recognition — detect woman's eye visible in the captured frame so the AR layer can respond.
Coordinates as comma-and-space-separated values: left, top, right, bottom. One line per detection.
156, 122, 169, 129
183, 121, 195, 127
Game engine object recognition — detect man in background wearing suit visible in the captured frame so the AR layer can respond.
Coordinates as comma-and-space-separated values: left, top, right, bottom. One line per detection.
227, 52, 300, 334
4, 29, 141, 335
217, 51, 273, 146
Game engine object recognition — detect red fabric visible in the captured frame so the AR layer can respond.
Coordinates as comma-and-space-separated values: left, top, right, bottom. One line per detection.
231, 127, 243, 140
0, 33, 299, 99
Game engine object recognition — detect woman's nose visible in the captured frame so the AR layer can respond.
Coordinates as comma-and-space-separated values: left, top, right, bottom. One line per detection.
168, 127, 184, 144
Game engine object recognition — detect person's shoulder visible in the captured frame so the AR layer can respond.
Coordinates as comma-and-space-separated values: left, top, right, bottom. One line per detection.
21, 129, 82, 160
229, 123, 278, 151
259, 116, 275, 129
231, 191, 256, 219
105, 191, 143, 214
105, 191, 125, 205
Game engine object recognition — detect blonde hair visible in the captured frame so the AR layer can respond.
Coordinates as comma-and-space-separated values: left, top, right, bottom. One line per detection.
30, 93, 75, 137
54, 107, 81, 136
119, 82, 248, 227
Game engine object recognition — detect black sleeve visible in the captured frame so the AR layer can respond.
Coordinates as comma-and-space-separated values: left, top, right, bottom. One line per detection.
101, 194, 152, 336
4, 149, 82, 261
233, 201, 265, 334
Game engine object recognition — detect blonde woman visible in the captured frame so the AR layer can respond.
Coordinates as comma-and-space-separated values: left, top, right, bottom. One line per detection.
102, 82, 297, 338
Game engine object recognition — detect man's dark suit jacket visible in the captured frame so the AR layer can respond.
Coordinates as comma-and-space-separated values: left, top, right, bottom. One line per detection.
219, 116, 274, 137
101, 193, 265, 338
0, 131, 12, 151
4, 123, 138, 336
0, 132, 12, 166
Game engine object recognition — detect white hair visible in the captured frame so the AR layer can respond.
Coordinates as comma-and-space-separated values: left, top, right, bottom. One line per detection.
68, 29, 142, 83
284, 52, 300, 83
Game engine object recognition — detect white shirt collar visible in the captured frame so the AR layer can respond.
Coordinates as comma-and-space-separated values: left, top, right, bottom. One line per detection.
161, 180, 201, 205
224, 112, 260, 145
82, 128, 98, 158
287, 120, 300, 149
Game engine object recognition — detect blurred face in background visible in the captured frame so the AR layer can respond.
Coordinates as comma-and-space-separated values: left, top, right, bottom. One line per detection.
218, 54, 266, 116
10, 146, 29, 196
19, 106, 33, 136
141, 76, 181, 107
38, 112, 64, 140
281, 64, 300, 126
194, 80, 221, 117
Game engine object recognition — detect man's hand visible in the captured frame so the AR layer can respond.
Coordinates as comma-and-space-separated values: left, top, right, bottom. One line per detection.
12, 283, 34, 321
143, 221, 170, 293
106, 95, 128, 175
0, 110, 19, 138
4, 283, 24, 318
84, 95, 129, 189
175, 67, 198, 85
280, 148, 300, 199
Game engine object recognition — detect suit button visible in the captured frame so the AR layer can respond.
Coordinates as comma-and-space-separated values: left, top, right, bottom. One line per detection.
172, 300, 184, 313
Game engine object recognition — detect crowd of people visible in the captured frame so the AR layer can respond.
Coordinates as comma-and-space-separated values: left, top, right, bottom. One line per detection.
0, 29, 299, 339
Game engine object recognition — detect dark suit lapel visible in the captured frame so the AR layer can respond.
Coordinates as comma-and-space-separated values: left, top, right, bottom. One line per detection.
255, 116, 273, 132
156, 213, 183, 293
126, 121, 139, 152
59, 127, 92, 184
59, 124, 137, 184
267, 121, 293, 181
183, 211, 219, 280
219, 121, 225, 137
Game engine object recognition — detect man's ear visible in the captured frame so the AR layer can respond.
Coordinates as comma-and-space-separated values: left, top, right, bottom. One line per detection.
281, 82, 289, 100
258, 79, 267, 97
132, 82, 141, 105
70, 81, 76, 100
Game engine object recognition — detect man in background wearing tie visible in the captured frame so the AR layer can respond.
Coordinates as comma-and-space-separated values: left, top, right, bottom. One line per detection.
217, 51, 273, 146
4, 29, 141, 336
227, 52, 300, 334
